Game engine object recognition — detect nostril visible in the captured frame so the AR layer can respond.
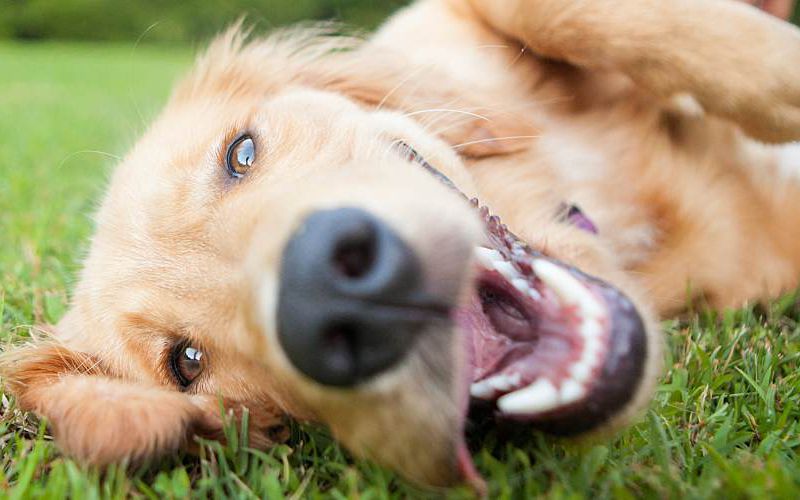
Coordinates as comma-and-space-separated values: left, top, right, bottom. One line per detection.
278, 207, 428, 387
332, 227, 377, 279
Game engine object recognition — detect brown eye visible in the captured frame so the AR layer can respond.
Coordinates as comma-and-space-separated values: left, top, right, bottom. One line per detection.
170, 342, 204, 388
226, 134, 256, 178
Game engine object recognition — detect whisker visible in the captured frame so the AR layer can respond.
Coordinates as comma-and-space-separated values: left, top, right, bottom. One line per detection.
129, 20, 166, 129
56, 150, 122, 170
131, 20, 165, 56
426, 115, 484, 138
404, 108, 491, 122
474, 44, 512, 50
375, 63, 432, 111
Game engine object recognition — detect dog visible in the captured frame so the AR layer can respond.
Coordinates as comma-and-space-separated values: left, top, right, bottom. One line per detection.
3, 0, 800, 491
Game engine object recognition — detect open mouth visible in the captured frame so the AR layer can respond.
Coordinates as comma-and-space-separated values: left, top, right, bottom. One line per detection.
452, 200, 648, 488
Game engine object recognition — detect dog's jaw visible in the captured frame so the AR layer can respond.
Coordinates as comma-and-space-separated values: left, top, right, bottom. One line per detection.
453, 200, 653, 435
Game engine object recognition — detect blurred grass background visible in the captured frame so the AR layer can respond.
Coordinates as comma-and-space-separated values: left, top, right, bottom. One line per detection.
0, 0, 795, 43
0, 0, 410, 42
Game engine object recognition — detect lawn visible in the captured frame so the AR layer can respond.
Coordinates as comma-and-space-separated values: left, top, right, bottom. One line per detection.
1, 41, 800, 499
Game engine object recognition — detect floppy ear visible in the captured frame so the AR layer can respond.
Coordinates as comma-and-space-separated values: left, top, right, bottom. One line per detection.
1, 342, 206, 465
1, 340, 290, 464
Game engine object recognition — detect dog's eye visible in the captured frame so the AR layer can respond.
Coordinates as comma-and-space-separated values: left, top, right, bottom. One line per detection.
170, 341, 204, 388
394, 141, 456, 189
226, 135, 256, 178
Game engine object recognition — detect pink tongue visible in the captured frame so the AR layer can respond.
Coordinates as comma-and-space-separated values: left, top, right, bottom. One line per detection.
454, 296, 512, 381
457, 441, 486, 496
455, 284, 590, 394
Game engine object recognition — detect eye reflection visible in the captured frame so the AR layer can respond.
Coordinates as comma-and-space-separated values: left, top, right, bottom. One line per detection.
226, 135, 256, 178
170, 342, 205, 388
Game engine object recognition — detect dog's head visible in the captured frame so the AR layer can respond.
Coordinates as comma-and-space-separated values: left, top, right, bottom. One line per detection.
2, 28, 661, 489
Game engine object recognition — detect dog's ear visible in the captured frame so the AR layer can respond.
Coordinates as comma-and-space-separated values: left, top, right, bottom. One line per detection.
1, 340, 289, 464
1, 341, 205, 465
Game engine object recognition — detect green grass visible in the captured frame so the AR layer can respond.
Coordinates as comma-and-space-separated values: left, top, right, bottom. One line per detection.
2, 41, 800, 499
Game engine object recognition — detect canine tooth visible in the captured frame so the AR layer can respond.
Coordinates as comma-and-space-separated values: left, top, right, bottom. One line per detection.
497, 379, 560, 415
569, 361, 592, 383
470, 380, 496, 399
528, 288, 543, 301
475, 247, 503, 268
512, 279, 531, 293
560, 380, 586, 404
532, 260, 604, 319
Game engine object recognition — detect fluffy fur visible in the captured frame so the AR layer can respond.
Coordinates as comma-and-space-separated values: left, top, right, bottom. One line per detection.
2, 0, 800, 488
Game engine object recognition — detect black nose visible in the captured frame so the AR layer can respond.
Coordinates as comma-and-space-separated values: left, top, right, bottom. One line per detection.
277, 207, 441, 387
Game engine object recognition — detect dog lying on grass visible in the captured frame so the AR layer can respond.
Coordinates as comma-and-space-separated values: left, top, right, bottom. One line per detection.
3, 0, 800, 491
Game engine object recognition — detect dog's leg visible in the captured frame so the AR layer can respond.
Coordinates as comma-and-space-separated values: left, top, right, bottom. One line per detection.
459, 0, 800, 142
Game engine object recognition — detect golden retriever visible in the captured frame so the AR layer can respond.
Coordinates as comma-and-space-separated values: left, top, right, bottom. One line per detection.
3, 0, 800, 491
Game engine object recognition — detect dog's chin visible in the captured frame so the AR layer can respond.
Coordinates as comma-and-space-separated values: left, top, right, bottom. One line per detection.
441, 201, 652, 490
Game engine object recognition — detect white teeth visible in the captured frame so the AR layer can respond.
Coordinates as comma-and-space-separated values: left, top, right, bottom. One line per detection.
474, 247, 526, 283
496, 377, 590, 415
584, 335, 602, 361
560, 379, 586, 404
475, 247, 503, 268
469, 379, 496, 399
497, 379, 560, 415
512, 278, 531, 293
581, 318, 603, 338
531, 259, 604, 319
470, 373, 521, 399
470, 252, 610, 417
493, 261, 518, 279
489, 373, 521, 391
569, 362, 592, 383
578, 339, 602, 372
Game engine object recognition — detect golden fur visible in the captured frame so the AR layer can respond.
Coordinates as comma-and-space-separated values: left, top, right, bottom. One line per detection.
3, 0, 800, 488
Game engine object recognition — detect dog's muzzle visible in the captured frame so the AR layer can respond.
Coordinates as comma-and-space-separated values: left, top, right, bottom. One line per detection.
276, 207, 448, 387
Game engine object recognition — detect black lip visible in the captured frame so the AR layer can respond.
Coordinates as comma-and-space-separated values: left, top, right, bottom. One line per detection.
465, 274, 648, 435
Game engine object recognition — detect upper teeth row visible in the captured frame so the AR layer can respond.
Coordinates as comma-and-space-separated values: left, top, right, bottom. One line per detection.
474, 247, 541, 300
470, 247, 609, 415
532, 259, 604, 320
